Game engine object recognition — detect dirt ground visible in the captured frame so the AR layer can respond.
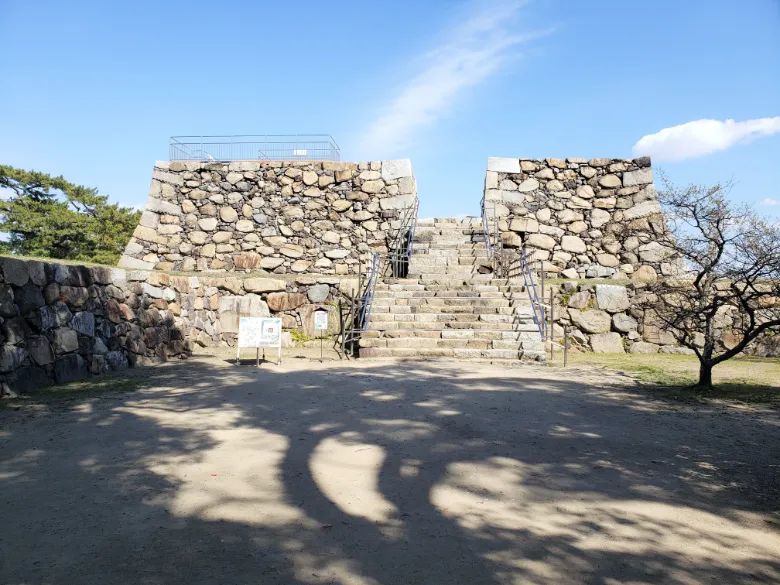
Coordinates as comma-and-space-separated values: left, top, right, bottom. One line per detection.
2, 354, 779, 585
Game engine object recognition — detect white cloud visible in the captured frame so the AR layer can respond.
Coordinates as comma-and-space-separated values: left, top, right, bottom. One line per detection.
761, 198, 780, 206
632, 117, 780, 162
359, 0, 550, 157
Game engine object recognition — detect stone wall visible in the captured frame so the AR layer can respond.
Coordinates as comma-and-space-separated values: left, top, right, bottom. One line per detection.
119, 159, 417, 275
0, 257, 188, 393
485, 157, 672, 280
547, 279, 682, 355
548, 278, 780, 357
0, 256, 358, 394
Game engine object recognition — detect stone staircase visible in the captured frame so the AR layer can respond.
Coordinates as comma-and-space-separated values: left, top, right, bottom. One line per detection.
359, 218, 546, 364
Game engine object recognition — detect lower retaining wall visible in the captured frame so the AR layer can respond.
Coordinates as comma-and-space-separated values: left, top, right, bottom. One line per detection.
549, 278, 779, 356
0, 256, 355, 394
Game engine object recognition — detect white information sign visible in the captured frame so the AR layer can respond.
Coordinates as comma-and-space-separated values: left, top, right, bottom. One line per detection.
314, 310, 329, 331
237, 317, 282, 365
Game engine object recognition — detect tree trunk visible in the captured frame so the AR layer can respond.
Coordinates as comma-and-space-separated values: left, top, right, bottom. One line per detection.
698, 360, 713, 388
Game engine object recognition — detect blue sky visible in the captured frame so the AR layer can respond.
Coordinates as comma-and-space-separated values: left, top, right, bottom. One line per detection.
1, 0, 778, 218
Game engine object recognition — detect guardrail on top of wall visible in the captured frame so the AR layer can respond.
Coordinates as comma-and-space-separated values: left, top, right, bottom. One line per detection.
169, 135, 340, 162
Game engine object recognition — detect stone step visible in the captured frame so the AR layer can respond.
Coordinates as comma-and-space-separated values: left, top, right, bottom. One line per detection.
362, 329, 542, 341
405, 267, 489, 275
374, 291, 527, 299
415, 222, 483, 229
409, 257, 489, 267
409, 251, 488, 257
374, 305, 524, 316
376, 283, 527, 292
413, 243, 488, 249
369, 312, 536, 325
380, 276, 527, 285
359, 337, 544, 351
359, 347, 543, 361
367, 320, 539, 332
373, 297, 514, 307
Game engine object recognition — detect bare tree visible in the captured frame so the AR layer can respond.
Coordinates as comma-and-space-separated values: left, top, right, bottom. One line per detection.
634, 174, 780, 387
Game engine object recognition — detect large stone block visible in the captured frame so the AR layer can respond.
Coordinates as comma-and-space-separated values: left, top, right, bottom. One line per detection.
561, 235, 586, 253
590, 332, 625, 353
145, 196, 182, 216
623, 200, 662, 220
487, 157, 520, 173
568, 309, 611, 333
53, 328, 79, 353
266, 292, 307, 312
198, 217, 218, 231
381, 159, 413, 180
0, 345, 28, 373
629, 341, 660, 354
219, 294, 270, 332
139, 210, 160, 228
516, 178, 539, 192
623, 168, 653, 187
243, 278, 286, 293
637, 242, 671, 262
525, 233, 556, 250
0, 285, 16, 318
70, 311, 95, 337
595, 285, 630, 313
105, 351, 129, 371
612, 312, 638, 332
54, 264, 92, 287
307, 283, 330, 303
0, 257, 29, 286
118, 255, 155, 270
15, 282, 45, 315
27, 335, 54, 365
53, 354, 89, 384
509, 217, 539, 233
2, 316, 30, 344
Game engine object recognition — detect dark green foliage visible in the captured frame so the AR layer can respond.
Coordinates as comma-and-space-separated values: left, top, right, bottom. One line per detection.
0, 165, 140, 265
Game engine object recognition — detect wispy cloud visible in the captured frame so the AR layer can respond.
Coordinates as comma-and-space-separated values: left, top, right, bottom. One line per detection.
761, 198, 780, 206
632, 117, 780, 162
359, 0, 549, 157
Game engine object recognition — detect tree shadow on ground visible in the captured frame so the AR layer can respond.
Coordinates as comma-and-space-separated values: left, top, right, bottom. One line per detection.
1, 357, 779, 585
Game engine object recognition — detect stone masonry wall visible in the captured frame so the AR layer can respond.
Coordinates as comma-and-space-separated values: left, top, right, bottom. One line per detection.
0, 256, 359, 394
546, 278, 780, 357
485, 157, 672, 281
119, 159, 417, 275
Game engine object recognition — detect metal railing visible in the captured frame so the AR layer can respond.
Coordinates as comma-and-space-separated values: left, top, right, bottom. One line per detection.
518, 249, 546, 340
479, 194, 546, 340
480, 194, 495, 259
340, 252, 381, 357
387, 197, 419, 277
169, 135, 340, 161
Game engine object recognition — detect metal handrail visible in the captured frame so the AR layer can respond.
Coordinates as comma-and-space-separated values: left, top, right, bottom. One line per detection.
340, 252, 382, 357
388, 197, 419, 277
358, 252, 381, 332
519, 249, 546, 339
480, 194, 494, 259
479, 196, 546, 339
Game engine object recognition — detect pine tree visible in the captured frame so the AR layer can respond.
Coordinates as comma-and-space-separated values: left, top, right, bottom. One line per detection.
0, 165, 141, 265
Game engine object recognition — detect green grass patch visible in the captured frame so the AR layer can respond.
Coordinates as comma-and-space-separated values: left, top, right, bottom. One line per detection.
553, 352, 780, 405
31, 375, 148, 399
0, 253, 116, 268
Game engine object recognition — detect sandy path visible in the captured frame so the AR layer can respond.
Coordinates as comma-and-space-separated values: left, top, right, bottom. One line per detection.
1, 355, 779, 584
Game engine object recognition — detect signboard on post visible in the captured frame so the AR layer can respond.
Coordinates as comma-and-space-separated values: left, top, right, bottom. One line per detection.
314, 308, 329, 362
314, 310, 328, 331
236, 317, 282, 365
